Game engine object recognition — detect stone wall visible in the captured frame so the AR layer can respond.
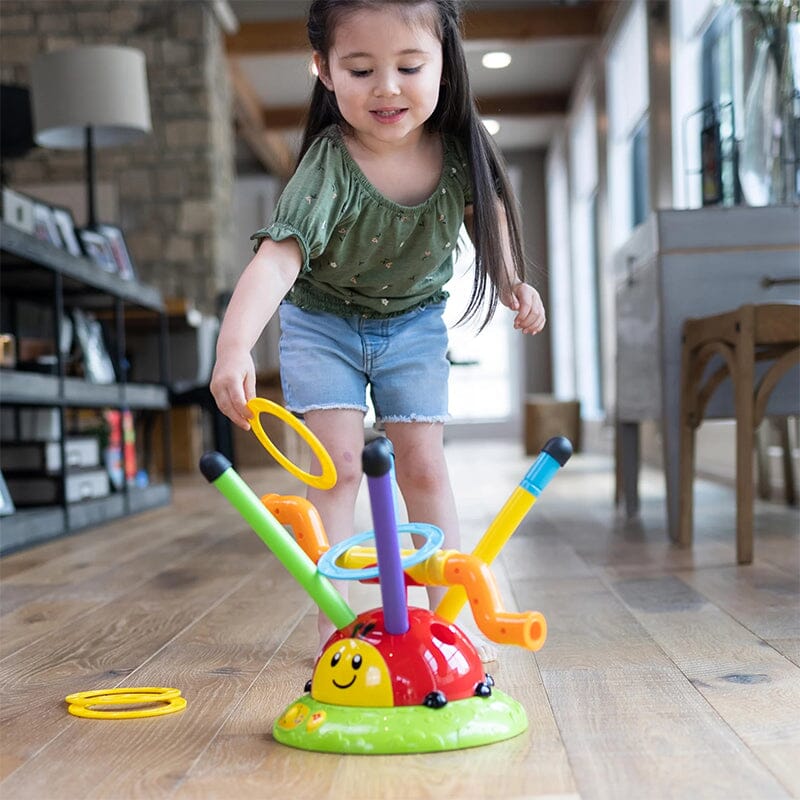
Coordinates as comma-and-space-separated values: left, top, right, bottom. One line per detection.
0, 0, 237, 313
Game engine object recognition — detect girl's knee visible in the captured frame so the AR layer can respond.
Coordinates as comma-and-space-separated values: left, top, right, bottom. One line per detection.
331, 456, 362, 493
395, 455, 448, 496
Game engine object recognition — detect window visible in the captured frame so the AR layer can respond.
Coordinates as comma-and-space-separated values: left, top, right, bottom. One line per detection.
607, 0, 650, 245
631, 115, 650, 227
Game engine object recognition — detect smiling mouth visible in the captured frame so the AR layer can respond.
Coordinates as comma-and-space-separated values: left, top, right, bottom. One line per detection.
332, 676, 357, 689
371, 109, 407, 121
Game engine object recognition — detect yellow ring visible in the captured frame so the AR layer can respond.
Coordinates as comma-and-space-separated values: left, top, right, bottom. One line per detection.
65, 687, 186, 719
67, 698, 186, 719
66, 687, 181, 705
247, 397, 337, 490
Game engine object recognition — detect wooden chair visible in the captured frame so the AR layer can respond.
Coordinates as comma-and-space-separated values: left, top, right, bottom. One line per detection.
678, 303, 800, 564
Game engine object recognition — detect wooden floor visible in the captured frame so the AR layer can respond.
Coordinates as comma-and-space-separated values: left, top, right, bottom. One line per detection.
1, 439, 798, 800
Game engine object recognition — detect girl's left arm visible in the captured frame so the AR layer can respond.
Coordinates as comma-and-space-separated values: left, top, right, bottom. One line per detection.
464, 203, 546, 336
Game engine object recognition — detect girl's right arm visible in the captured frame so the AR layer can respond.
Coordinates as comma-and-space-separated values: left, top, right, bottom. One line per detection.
210, 237, 302, 430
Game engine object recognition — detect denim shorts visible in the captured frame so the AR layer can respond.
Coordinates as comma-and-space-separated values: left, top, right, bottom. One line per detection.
278, 301, 450, 423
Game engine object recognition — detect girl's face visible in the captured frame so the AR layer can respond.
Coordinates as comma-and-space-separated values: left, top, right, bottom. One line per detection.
313, 4, 443, 148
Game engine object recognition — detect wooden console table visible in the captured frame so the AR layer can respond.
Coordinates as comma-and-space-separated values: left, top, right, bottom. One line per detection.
614, 206, 800, 539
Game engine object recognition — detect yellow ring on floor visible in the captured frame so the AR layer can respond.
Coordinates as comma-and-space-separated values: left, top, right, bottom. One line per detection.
65, 687, 181, 705
65, 687, 186, 719
247, 397, 337, 490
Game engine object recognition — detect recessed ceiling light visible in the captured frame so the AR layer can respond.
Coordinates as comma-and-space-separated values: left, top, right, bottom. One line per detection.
482, 51, 512, 70
482, 119, 500, 136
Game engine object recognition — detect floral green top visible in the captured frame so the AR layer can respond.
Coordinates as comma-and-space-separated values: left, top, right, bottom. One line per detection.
251, 125, 473, 318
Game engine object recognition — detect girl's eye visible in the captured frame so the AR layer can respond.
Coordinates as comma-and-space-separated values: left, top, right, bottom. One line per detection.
399, 66, 422, 74
350, 69, 371, 78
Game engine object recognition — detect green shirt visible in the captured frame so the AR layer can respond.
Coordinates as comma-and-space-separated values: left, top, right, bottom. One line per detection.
251, 126, 473, 318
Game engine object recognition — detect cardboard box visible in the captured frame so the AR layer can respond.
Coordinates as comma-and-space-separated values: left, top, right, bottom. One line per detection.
146, 406, 204, 474
524, 395, 581, 455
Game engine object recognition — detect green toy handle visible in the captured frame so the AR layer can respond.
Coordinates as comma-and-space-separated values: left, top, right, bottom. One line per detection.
200, 452, 356, 630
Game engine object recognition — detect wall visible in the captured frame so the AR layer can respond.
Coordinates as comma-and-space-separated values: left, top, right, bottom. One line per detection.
0, 0, 237, 314
507, 149, 552, 398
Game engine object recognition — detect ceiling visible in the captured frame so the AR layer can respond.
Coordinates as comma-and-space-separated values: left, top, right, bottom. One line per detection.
223, 0, 608, 176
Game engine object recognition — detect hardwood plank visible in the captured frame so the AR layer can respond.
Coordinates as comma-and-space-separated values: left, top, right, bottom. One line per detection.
0, 564, 312, 799
513, 576, 791, 799
172, 612, 345, 799
0, 531, 269, 780
0, 440, 797, 799
0, 517, 229, 659
677, 563, 800, 666
607, 573, 800, 795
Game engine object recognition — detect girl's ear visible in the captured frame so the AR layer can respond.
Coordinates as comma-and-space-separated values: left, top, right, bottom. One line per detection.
313, 51, 334, 91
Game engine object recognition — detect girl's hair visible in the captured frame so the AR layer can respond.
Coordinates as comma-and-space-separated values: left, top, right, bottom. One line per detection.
299, 0, 526, 329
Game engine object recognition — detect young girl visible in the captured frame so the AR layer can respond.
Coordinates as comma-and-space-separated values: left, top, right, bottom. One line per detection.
211, 0, 545, 661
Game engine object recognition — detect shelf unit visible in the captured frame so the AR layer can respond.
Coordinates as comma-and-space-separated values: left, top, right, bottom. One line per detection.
0, 220, 172, 554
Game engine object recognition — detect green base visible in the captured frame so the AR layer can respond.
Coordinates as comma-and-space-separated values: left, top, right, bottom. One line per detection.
273, 689, 527, 754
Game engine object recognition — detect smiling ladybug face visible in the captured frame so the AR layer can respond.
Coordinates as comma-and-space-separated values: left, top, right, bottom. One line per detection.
311, 638, 393, 707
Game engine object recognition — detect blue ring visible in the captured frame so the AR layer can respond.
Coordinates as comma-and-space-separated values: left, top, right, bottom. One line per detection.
317, 523, 444, 581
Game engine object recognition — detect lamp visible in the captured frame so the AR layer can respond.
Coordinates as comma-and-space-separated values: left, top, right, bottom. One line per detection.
30, 45, 152, 229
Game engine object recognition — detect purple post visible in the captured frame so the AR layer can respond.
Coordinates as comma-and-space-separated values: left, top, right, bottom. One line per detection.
362, 439, 409, 635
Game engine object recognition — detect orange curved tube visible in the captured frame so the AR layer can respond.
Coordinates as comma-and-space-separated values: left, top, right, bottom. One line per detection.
261, 494, 329, 563
413, 551, 546, 651
339, 547, 547, 651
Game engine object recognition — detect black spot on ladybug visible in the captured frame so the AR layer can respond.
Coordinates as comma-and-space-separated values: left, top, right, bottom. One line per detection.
304, 679, 312, 693
423, 691, 448, 709
474, 681, 492, 698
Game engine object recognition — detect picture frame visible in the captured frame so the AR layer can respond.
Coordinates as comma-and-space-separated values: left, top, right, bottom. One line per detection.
2, 187, 35, 234
33, 202, 64, 248
97, 223, 136, 280
79, 229, 118, 274
700, 120, 723, 206
72, 308, 116, 384
51, 205, 83, 258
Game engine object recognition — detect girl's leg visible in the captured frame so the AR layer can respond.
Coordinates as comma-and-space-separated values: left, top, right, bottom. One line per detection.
383, 421, 456, 610
302, 407, 366, 653
384, 421, 498, 662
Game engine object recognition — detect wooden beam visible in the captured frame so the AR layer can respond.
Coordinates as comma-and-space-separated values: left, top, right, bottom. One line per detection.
226, 5, 602, 55
262, 105, 308, 130
226, 18, 307, 55
228, 60, 295, 178
261, 90, 569, 130
475, 91, 568, 117
462, 5, 603, 42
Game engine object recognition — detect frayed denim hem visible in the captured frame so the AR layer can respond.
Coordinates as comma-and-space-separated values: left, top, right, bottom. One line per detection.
376, 414, 450, 425
285, 402, 368, 418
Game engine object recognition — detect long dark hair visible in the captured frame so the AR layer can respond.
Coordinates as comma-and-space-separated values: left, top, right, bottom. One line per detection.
300, 0, 526, 328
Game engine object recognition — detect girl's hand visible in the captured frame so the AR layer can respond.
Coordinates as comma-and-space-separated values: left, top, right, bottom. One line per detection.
502, 282, 546, 335
210, 347, 257, 431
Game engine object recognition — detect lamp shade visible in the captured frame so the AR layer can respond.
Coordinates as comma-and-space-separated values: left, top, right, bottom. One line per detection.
30, 45, 152, 149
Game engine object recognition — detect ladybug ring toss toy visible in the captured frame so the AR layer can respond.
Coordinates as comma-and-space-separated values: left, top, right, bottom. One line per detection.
200, 396, 572, 754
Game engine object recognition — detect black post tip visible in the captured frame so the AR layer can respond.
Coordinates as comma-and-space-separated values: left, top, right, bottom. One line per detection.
200, 451, 232, 482
362, 437, 393, 477
542, 436, 573, 466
